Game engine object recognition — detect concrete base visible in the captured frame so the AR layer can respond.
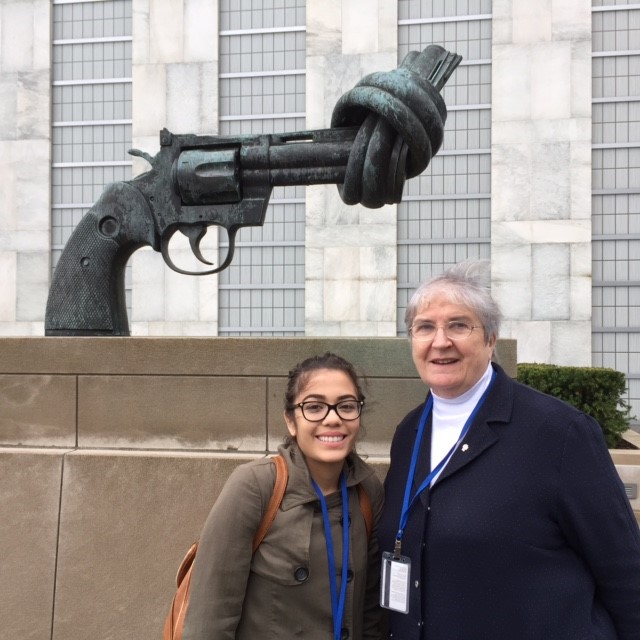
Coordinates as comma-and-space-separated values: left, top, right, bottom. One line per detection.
1, 336, 637, 640
0, 336, 514, 640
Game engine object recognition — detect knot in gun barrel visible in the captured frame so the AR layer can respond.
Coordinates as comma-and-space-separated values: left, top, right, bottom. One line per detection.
330, 44, 462, 209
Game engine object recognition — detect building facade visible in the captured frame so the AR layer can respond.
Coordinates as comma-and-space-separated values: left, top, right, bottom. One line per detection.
1, 0, 638, 419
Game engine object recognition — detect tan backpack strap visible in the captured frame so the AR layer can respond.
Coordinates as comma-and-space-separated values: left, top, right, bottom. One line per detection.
164, 455, 289, 640
163, 541, 198, 640
252, 454, 288, 552
356, 483, 374, 541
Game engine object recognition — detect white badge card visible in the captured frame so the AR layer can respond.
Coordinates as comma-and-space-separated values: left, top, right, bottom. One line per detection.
380, 551, 411, 614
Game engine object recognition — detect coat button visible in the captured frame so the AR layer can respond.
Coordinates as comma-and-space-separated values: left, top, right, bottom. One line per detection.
294, 566, 309, 582
340, 628, 349, 639
414, 580, 419, 588
346, 569, 354, 582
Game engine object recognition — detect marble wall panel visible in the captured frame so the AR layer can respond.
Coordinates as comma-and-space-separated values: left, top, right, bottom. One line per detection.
502, 319, 552, 364
530, 42, 572, 121
550, 319, 592, 366
0, 0, 50, 334
78, 374, 268, 450
570, 243, 592, 321
491, 0, 592, 366
530, 142, 571, 219
0, 448, 67, 640
1, 2, 36, 72
0, 337, 420, 377
511, 0, 552, 43
184, 0, 218, 62
532, 244, 570, 320
360, 280, 396, 324
52, 451, 250, 640
0, 374, 76, 446
16, 250, 49, 322
0, 251, 17, 321
148, 0, 184, 63
131, 248, 166, 323
0, 79, 17, 139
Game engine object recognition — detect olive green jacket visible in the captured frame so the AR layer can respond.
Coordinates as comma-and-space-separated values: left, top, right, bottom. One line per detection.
182, 442, 384, 640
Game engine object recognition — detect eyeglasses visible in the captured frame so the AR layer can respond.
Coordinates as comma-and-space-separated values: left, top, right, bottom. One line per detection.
409, 320, 480, 342
291, 400, 365, 422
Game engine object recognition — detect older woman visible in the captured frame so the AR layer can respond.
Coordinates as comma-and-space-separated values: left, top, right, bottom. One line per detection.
378, 260, 640, 640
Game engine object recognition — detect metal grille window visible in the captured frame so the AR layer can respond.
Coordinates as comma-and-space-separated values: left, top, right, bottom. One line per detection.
51, 0, 133, 309
592, 1, 640, 422
397, 0, 492, 333
218, 0, 305, 335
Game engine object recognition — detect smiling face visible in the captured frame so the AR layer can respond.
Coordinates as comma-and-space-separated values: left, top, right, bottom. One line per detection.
410, 293, 496, 399
284, 368, 361, 480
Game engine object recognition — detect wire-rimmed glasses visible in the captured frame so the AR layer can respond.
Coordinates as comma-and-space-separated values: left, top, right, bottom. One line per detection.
409, 320, 480, 342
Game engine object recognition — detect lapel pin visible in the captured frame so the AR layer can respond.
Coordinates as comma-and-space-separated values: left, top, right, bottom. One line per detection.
461, 444, 469, 452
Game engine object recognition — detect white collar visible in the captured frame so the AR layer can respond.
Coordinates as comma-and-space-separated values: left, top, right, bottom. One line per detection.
431, 361, 494, 409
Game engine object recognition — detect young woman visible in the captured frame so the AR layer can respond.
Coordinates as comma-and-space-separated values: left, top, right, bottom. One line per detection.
182, 352, 384, 640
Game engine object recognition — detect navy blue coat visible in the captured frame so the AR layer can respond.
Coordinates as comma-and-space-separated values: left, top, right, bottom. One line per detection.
379, 364, 640, 639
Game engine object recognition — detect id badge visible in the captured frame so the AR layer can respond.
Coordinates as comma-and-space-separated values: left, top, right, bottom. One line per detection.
380, 551, 411, 613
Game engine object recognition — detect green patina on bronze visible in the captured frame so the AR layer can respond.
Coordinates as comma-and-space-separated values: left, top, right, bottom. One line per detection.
45, 45, 461, 336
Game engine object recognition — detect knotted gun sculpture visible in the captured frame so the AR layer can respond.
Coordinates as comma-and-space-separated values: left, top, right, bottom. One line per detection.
45, 45, 461, 336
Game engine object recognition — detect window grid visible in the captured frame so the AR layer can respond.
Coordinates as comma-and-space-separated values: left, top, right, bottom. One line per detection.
443, 107, 491, 151
52, 0, 131, 39
592, 193, 640, 235
592, 2, 640, 421
398, 0, 492, 21
405, 153, 491, 195
592, 101, 640, 145
219, 74, 305, 119
219, 31, 306, 74
51, 0, 133, 310
397, 1, 492, 334
52, 123, 131, 163
52, 40, 132, 81
52, 82, 132, 122
218, 0, 305, 336
592, 147, 640, 189
219, 0, 305, 32
592, 55, 640, 99
592, 7, 640, 52
401, 21, 492, 65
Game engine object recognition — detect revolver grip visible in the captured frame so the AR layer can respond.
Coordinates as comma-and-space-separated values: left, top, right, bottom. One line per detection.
45, 182, 156, 336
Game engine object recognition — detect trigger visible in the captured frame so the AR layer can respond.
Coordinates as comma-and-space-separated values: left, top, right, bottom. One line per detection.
180, 225, 213, 266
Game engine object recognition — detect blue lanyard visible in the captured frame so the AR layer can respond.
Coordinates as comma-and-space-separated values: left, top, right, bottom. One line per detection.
395, 369, 497, 555
312, 472, 350, 640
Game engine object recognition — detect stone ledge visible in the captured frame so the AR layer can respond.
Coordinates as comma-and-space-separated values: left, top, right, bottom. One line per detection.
0, 336, 518, 377
621, 428, 640, 450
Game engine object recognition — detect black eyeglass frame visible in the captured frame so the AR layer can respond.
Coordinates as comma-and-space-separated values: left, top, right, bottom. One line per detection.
290, 400, 365, 422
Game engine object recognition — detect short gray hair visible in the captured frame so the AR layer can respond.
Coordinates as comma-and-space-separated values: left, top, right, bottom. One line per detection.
404, 260, 502, 344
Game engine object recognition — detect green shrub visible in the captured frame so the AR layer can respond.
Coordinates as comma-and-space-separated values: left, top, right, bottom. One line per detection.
516, 363, 635, 448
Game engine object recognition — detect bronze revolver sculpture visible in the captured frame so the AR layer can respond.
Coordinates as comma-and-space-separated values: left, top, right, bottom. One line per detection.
45, 45, 461, 336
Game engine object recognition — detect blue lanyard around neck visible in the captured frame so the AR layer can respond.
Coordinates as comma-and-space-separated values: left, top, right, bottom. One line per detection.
395, 369, 497, 554
312, 472, 350, 640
